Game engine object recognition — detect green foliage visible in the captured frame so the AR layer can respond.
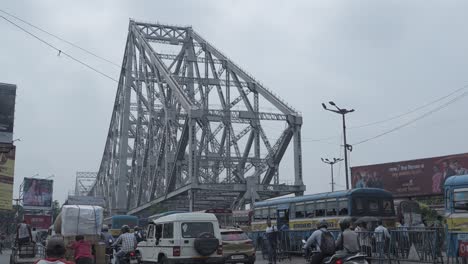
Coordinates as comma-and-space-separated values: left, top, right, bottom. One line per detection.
51, 200, 61, 222
418, 202, 440, 224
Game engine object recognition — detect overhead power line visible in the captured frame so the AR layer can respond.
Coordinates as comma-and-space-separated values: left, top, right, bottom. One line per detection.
0, 15, 119, 83
350, 84, 468, 129
352, 89, 468, 146
0, 9, 121, 69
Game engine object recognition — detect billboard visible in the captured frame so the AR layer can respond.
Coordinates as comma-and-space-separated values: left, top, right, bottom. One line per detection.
0, 144, 15, 210
22, 178, 53, 209
351, 152, 468, 197
23, 214, 52, 230
0, 83, 16, 143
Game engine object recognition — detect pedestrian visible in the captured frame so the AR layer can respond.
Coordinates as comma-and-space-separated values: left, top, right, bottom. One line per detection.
356, 222, 372, 259
68, 235, 93, 264
16, 220, 32, 251
374, 220, 390, 257
31, 227, 38, 243
265, 219, 278, 264
35, 237, 73, 264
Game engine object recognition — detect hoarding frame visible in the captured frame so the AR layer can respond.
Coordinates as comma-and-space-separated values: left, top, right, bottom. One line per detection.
21, 178, 54, 210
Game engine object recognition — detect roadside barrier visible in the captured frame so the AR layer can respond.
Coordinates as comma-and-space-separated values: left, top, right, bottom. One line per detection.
248, 227, 445, 263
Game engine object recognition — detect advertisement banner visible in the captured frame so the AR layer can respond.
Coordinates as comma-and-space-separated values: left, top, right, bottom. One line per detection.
23, 178, 53, 209
351, 152, 468, 197
0, 144, 15, 210
24, 214, 52, 230
0, 83, 16, 144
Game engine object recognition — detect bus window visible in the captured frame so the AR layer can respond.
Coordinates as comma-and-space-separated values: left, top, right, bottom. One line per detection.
338, 199, 348, 215
368, 199, 379, 213
382, 199, 393, 215
269, 208, 276, 219
254, 209, 262, 220
305, 202, 314, 217
326, 199, 337, 216
353, 198, 365, 215
454, 188, 468, 212
315, 200, 325, 217
296, 203, 305, 218
261, 208, 269, 219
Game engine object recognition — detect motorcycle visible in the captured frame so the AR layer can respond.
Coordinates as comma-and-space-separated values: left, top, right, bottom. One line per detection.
112, 245, 138, 264
301, 239, 368, 264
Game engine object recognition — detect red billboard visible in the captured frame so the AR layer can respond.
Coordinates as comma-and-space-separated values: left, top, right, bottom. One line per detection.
351, 152, 468, 197
24, 214, 52, 230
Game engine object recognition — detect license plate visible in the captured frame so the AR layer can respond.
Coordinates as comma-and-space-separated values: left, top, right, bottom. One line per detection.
231, 255, 244, 259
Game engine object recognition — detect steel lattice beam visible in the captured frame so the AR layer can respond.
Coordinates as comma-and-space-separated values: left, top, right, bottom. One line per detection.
92, 21, 305, 216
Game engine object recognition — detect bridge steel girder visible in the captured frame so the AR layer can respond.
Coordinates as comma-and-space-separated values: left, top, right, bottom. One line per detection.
92, 21, 305, 216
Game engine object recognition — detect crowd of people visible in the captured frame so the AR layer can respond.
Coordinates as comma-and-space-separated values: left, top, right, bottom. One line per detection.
265, 218, 392, 264
13, 220, 145, 264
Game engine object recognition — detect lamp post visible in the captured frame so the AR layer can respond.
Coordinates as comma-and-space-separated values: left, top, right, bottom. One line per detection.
322, 101, 354, 190
321, 157, 343, 192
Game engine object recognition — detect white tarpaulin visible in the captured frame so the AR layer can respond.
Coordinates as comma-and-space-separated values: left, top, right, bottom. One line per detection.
61, 205, 103, 236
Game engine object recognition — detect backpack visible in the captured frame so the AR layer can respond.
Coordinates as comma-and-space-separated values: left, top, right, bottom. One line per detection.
319, 230, 336, 255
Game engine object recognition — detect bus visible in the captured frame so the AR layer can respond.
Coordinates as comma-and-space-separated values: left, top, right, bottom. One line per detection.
251, 188, 395, 231
233, 210, 254, 230
104, 215, 139, 237
395, 200, 422, 227
444, 175, 468, 232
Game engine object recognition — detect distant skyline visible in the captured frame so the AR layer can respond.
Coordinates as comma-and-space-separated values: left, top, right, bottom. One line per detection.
1, 0, 468, 203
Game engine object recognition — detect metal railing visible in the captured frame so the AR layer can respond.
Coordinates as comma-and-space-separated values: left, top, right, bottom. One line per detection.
248, 228, 445, 263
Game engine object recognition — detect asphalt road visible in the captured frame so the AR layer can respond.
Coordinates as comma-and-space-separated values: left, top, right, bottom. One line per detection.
0, 249, 11, 263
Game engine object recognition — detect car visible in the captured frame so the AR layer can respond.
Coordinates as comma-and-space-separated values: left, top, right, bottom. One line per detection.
136, 212, 223, 264
221, 228, 255, 264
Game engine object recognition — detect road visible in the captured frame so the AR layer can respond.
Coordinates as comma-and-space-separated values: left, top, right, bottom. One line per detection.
0, 249, 11, 263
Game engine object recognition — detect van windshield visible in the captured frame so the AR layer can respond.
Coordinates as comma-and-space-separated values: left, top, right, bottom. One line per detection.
181, 222, 214, 238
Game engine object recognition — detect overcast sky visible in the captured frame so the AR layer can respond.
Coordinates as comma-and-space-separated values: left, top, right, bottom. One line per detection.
2, 0, 468, 204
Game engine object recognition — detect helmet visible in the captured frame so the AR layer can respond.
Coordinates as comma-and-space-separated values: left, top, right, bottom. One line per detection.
101, 224, 109, 232
46, 237, 66, 257
121, 225, 130, 233
317, 220, 328, 229
339, 217, 352, 231
134, 226, 140, 231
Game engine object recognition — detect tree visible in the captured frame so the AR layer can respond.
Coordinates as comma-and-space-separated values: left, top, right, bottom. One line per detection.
51, 200, 61, 222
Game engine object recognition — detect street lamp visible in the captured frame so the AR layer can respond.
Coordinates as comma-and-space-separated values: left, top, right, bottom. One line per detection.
322, 101, 355, 190
321, 157, 343, 192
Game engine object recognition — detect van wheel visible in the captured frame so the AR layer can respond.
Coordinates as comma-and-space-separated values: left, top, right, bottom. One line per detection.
160, 255, 168, 264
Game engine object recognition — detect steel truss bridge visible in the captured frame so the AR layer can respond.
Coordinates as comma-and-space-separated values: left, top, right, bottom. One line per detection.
90, 20, 305, 216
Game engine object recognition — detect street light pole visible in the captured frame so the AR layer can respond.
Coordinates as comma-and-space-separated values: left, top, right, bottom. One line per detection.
322, 101, 354, 190
321, 158, 343, 192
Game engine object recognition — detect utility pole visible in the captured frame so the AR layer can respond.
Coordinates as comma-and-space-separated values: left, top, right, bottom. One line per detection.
322, 101, 354, 190
321, 158, 343, 192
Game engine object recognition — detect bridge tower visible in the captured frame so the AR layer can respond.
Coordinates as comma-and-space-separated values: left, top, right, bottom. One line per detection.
90, 21, 305, 216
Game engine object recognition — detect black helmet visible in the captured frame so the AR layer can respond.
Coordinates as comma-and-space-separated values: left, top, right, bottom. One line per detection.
46, 237, 66, 257
339, 217, 352, 231
134, 226, 140, 231
317, 220, 328, 229
121, 225, 130, 233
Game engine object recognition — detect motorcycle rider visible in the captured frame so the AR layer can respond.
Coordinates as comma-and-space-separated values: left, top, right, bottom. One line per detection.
112, 225, 137, 264
134, 226, 144, 243
335, 217, 360, 254
101, 225, 115, 262
303, 220, 335, 264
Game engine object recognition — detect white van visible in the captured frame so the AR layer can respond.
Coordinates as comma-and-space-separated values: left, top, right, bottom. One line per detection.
137, 212, 223, 264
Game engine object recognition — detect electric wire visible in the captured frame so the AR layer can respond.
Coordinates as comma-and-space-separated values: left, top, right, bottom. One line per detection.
0, 8, 121, 69
0, 15, 119, 83
352, 89, 468, 146
350, 84, 468, 129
